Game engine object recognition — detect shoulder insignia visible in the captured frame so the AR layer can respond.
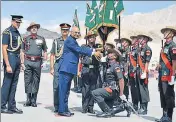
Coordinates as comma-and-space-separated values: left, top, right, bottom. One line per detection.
146, 50, 151, 56
3, 29, 10, 35
172, 48, 176, 54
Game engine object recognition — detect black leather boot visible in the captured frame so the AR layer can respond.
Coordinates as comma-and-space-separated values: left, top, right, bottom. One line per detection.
124, 103, 132, 117
167, 108, 173, 122
96, 102, 112, 118
88, 107, 95, 114
23, 93, 31, 107
31, 93, 37, 107
155, 110, 172, 122
111, 103, 125, 115
138, 103, 147, 115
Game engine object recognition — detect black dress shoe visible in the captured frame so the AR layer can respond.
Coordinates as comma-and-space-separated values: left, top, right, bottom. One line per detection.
10, 108, 23, 114
58, 112, 72, 117
68, 112, 74, 116
54, 110, 58, 113
1, 108, 13, 114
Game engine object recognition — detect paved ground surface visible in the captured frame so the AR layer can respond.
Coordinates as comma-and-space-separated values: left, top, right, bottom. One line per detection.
1, 71, 176, 122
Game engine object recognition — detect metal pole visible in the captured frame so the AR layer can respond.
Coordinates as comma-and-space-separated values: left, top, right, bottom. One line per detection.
86, 28, 88, 45
118, 15, 121, 40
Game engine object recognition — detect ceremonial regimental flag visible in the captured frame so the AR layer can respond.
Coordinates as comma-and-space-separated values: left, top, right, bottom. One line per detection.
90, 0, 99, 32
97, 0, 118, 42
73, 9, 80, 30
114, 0, 124, 16
85, 2, 92, 30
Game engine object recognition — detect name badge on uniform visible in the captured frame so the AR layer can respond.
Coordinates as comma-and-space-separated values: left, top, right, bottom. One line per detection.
141, 51, 144, 56
164, 48, 168, 54
36, 39, 43, 45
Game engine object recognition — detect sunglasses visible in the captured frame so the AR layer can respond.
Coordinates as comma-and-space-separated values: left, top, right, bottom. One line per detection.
61, 29, 69, 31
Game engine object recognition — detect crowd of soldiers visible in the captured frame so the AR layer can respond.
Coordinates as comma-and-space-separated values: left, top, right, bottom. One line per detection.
1, 15, 176, 122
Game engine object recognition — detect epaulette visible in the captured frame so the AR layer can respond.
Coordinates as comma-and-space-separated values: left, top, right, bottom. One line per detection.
2, 29, 10, 35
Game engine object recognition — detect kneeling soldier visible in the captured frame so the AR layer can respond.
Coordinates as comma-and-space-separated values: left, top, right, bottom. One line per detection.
92, 49, 128, 118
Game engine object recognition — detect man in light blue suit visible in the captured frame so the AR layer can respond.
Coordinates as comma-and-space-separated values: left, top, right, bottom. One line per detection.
57, 26, 101, 117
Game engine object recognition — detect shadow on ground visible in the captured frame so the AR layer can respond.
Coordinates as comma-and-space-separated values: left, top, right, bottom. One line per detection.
44, 105, 55, 112
141, 115, 159, 122
88, 114, 128, 118
18, 101, 42, 105
69, 107, 100, 113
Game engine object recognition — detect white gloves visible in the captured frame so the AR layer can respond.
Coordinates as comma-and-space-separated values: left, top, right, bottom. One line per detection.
168, 76, 176, 85
100, 56, 107, 62
141, 72, 147, 79
116, 43, 121, 49
120, 94, 127, 101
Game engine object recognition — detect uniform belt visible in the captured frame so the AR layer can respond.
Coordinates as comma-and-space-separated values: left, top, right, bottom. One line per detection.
83, 64, 97, 69
25, 55, 41, 61
8, 52, 20, 57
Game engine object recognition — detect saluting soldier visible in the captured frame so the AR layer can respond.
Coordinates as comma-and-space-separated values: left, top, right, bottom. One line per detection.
155, 26, 176, 122
128, 36, 140, 111
81, 31, 100, 114
50, 23, 71, 113
21, 22, 48, 107
121, 38, 132, 101
1, 15, 24, 114
92, 49, 129, 118
136, 34, 152, 115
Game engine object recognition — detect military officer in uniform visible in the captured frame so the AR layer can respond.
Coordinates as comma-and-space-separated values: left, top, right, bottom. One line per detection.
92, 48, 128, 117
128, 36, 140, 111
1, 15, 23, 114
21, 22, 48, 107
136, 34, 152, 115
50, 23, 71, 113
81, 31, 100, 114
156, 26, 176, 122
120, 38, 132, 101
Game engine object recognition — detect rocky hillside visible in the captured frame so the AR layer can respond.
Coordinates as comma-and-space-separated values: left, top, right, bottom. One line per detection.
22, 28, 60, 39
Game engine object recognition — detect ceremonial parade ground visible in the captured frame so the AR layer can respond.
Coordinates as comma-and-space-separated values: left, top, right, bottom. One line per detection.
1, 71, 175, 122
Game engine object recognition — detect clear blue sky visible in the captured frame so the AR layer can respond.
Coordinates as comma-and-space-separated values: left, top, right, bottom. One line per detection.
1, 1, 176, 25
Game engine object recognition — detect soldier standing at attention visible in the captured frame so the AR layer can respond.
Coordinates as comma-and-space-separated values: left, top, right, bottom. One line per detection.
156, 26, 176, 122
1, 15, 24, 114
128, 36, 140, 111
120, 38, 132, 101
50, 23, 71, 113
136, 34, 152, 115
81, 31, 100, 114
21, 22, 48, 107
